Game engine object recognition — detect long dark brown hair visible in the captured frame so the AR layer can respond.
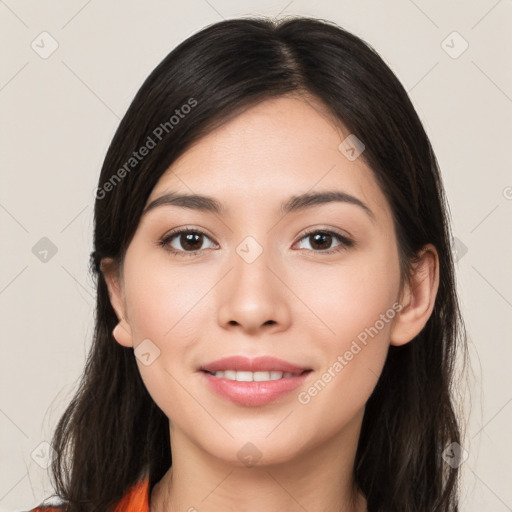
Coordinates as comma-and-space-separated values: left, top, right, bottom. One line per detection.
37, 15, 468, 512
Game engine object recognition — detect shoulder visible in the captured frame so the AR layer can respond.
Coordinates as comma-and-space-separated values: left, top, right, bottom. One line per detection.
21, 476, 150, 512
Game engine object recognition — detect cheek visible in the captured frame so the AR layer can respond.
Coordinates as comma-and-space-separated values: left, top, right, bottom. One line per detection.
292, 250, 399, 418
296, 247, 400, 343
123, 253, 209, 346
121, 255, 213, 413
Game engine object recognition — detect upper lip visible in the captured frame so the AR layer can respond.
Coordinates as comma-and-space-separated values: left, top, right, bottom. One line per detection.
199, 356, 311, 373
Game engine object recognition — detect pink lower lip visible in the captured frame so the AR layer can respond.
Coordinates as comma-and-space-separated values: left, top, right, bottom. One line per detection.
201, 371, 311, 406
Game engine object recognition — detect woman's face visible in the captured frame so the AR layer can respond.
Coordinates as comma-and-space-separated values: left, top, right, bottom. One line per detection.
107, 95, 407, 467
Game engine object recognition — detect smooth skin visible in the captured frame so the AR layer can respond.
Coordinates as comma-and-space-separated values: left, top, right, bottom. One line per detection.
101, 95, 439, 512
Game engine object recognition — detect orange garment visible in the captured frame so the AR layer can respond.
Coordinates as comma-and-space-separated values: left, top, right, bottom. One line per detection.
27, 476, 150, 512
113, 476, 150, 512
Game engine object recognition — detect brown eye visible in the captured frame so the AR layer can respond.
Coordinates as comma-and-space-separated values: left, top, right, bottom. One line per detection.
296, 229, 354, 254
159, 228, 217, 256
175, 232, 204, 251
308, 232, 333, 251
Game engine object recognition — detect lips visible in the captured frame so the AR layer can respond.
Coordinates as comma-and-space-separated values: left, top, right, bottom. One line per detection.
199, 355, 310, 374
199, 356, 313, 406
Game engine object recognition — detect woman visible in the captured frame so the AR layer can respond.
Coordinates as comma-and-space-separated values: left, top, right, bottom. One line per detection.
29, 15, 467, 512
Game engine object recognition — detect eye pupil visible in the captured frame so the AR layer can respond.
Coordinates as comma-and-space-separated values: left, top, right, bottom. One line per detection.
181, 233, 202, 251
310, 233, 332, 250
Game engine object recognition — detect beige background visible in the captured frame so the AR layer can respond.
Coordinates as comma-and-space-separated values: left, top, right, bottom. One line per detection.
1, 1, 511, 510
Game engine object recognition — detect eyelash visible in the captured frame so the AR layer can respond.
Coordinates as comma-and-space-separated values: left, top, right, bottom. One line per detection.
157, 227, 354, 258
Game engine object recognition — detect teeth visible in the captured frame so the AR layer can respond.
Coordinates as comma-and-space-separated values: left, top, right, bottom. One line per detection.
209, 370, 300, 381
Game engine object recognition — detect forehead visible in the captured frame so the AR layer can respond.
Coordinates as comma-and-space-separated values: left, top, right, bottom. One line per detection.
146, 96, 392, 225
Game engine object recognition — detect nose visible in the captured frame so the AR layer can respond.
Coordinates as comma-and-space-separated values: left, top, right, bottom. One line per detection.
216, 244, 292, 335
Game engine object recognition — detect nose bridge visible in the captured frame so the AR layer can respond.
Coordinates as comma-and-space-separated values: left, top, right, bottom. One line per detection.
231, 233, 278, 306
216, 233, 290, 332
234, 234, 274, 292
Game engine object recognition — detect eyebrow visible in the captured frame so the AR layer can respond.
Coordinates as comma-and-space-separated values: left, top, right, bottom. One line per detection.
142, 190, 375, 222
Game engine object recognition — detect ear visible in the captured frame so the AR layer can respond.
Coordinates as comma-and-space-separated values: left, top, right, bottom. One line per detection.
390, 244, 440, 346
100, 257, 133, 348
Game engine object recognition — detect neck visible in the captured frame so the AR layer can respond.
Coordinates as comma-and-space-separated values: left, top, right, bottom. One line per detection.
150, 410, 367, 512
